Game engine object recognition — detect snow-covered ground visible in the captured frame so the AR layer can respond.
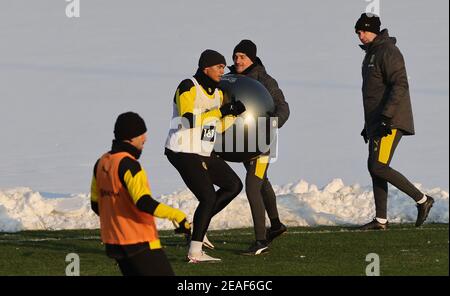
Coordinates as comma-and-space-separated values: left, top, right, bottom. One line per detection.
1, 179, 447, 232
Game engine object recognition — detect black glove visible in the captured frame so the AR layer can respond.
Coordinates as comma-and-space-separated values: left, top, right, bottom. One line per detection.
220, 100, 246, 117
360, 127, 368, 144
173, 218, 191, 239
376, 116, 392, 138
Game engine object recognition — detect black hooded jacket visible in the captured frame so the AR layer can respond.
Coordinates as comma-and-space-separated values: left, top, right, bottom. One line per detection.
229, 58, 290, 128
360, 29, 415, 137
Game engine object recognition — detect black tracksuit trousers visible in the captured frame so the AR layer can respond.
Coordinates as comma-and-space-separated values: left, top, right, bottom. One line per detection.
116, 248, 174, 276
368, 129, 423, 219
166, 149, 243, 242
244, 155, 280, 241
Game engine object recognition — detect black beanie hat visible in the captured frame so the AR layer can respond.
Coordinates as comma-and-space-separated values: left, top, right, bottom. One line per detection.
198, 49, 226, 69
355, 13, 381, 34
114, 112, 147, 141
233, 39, 257, 62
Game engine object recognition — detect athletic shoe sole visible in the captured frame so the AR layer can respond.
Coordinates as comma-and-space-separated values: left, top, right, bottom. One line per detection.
241, 247, 269, 256
187, 255, 221, 264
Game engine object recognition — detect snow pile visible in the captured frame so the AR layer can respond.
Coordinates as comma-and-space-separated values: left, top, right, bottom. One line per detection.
0, 188, 98, 232
1, 179, 448, 232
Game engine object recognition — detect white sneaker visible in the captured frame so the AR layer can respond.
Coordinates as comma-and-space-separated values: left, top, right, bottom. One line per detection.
191, 224, 215, 250
187, 251, 221, 263
203, 234, 215, 250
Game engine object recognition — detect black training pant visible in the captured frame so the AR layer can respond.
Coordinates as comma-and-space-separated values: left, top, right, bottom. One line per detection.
166, 149, 243, 242
368, 129, 423, 219
116, 248, 174, 276
244, 155, 280, 241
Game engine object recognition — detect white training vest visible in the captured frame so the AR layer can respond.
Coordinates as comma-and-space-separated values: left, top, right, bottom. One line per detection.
165, 78, 222, 157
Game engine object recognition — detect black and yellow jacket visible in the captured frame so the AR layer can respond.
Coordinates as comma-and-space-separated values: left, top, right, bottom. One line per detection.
173, 69, 225, 128
165, 69, 235, 156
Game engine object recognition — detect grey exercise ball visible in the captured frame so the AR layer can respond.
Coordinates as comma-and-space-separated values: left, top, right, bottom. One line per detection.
214, 74, 277, 162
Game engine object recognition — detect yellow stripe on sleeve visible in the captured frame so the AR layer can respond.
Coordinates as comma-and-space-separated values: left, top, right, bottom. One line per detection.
90, 176, 99, 202
153, 203, 186, 223
177, 85, 222, 126
123, 169, 152, 204
176, 86, 197, 117
196, 108, 222, 126
378, 129, 397, 164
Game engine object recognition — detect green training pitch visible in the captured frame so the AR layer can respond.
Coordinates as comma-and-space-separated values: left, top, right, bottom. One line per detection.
0, 224, 448, 276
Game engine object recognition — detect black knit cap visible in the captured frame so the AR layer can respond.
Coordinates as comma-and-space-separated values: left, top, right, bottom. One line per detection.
355, 13, 381, 34
114, 112, 147, 141
198, 49, 226, 69
233, 39, 257, 62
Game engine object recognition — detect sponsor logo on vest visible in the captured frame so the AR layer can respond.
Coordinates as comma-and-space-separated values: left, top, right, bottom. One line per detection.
100, 189, 120, 198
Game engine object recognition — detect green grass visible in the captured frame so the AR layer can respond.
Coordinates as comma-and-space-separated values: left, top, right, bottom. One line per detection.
0, 224, 448, 276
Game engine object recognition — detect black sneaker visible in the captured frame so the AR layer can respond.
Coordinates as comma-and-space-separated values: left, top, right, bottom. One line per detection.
359, 219, 388, 230
416, 196, 435, 227
242, 240, 269, 256
266, 224, 287, 242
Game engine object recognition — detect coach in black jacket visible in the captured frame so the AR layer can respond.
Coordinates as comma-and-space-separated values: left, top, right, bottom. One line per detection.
355, 13, 434, 230
229, 40, 290, 255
